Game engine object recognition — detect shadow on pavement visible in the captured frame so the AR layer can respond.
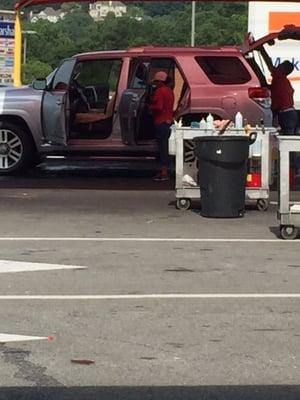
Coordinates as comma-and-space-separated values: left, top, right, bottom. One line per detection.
0, 160, 175, 191
269, 226, 281, 238
0, 385, 299, 400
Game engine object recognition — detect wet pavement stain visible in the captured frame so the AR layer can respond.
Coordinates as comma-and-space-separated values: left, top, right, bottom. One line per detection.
1, 347, 62, 386
164, 267, 195, 273
253, 328, 284, 332
287, 265, 300, 268
165, 343, 185, 349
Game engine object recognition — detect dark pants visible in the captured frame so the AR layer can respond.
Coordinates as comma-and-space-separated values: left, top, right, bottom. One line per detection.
278, 110, 299, 170
278, 110, 298, 135
155, 123, 172, 167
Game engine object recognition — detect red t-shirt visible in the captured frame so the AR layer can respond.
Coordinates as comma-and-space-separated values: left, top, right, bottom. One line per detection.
271, 68, 294, 112
149, 85, 174, 125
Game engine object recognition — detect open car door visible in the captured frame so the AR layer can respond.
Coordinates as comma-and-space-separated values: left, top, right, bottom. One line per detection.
118, 89, 145, 145
42, 58, 76, 145
119, 60, 150, 145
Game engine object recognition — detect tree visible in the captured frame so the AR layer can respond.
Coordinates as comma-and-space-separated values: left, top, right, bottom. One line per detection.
20, 1, 248, 73
128, 2, 186, 17
22, 59, 52, 83
1, 1, 15, 10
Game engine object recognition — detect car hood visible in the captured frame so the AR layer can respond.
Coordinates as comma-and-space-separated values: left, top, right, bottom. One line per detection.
0, 85, 44, 105
241, 25, 300, 54
0, 85, 35, 95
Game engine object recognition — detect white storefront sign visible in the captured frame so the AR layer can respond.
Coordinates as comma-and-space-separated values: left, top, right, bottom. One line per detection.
0, 21, 15, 84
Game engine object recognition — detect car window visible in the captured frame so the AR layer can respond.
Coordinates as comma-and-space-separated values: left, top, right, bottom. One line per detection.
130, 62, 150, 89
129, 57, 185, 111
46, 68, 57, 86
75, 59, 122, 90
148, 58, 175, 83
72, 58, 122, 109
195, 56, 251, 85
52, 59, 75, 90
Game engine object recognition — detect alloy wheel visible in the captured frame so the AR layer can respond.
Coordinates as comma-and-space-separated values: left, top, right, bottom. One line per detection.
0, 129, 23, 170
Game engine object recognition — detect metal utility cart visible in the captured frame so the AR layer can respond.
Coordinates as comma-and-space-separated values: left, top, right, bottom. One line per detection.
169, 126, 277, 211
277, 135, 300, 240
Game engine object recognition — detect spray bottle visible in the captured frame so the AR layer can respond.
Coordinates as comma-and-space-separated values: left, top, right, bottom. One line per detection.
206, 113, 214, 130
235, 112, 243, 129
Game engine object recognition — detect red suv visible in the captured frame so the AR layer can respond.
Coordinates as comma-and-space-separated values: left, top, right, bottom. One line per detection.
0, 37, 276, 174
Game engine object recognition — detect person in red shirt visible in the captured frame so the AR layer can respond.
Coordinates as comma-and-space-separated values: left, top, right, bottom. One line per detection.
260, 51, 299, 173
270, 60, 298, 135
148, 71, 174, 181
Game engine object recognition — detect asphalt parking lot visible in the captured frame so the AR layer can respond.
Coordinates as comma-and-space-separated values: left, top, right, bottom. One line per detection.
0, 160, 299, 400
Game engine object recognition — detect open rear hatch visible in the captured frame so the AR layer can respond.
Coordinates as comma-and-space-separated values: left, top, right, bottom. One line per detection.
241, 25, 300, 55
241, 25, 300, 110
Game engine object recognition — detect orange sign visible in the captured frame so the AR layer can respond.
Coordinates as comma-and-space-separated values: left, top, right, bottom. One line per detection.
269, 12, 300, 32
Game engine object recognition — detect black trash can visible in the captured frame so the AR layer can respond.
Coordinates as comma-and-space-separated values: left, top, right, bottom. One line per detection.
194, 135, 253, 218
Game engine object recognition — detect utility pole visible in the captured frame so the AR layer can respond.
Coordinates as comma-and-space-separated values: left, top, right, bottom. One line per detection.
22, 30, 36, 64
191, 1, 196, 47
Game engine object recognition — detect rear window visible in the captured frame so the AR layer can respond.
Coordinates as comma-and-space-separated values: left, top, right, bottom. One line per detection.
195, 56, 251, 85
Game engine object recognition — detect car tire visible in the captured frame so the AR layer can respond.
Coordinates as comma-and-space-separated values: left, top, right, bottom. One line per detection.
0, 122, 36, 175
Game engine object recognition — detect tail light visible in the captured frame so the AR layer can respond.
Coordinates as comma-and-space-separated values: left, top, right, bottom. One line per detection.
246, 173, 261, 188
248, 87, 271, 108
247, 158, 261, 188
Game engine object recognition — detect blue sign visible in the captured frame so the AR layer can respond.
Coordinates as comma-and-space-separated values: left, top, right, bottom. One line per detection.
0, 22, 15, 39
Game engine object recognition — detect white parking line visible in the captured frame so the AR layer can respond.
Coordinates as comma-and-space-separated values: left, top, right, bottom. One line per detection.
0, 260, 87, 273
0, 333, 48, 344
0, 294, 299, 300
0, 237, 295, 242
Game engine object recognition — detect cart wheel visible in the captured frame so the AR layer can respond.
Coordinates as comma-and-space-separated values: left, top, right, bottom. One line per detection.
280, 225, 298, 240
257, 199, 269, 211
176, 198, 191, 211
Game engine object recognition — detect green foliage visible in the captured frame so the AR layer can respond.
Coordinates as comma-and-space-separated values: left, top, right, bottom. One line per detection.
1, 0, 15, 10
18, 2, 248, 74
22, 59, 52, 84
128, 2, 186, 17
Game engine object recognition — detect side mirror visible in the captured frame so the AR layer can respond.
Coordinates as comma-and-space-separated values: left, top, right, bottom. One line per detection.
32, 78, 47, 90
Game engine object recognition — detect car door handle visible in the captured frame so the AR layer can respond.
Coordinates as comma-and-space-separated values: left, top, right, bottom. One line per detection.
56, 100, 64, 105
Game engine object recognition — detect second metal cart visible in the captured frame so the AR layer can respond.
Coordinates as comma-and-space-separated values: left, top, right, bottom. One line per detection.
277, 135, 300, 240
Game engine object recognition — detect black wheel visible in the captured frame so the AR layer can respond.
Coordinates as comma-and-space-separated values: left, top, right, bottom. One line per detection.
280, 225, 298, 240
176, 198, 191, 211
257, 199, 269, 211
0, 122, 36, 175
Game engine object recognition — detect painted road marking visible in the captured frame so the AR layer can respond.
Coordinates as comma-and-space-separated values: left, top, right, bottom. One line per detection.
0, 294, 299, 300
0, 260, 87, 273
0, 333, 48, 344
0, 237, 297, 242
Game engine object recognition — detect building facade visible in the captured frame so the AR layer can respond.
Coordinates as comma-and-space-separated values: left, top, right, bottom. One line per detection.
30, 7, 65, 23
89, 1, 127, 21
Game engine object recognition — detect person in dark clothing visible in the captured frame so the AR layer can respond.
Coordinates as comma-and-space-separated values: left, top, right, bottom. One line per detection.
260, 50, 299, 172
270, 60, 298, 135
148, 71, 174, 181
259, 46, 298, 133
